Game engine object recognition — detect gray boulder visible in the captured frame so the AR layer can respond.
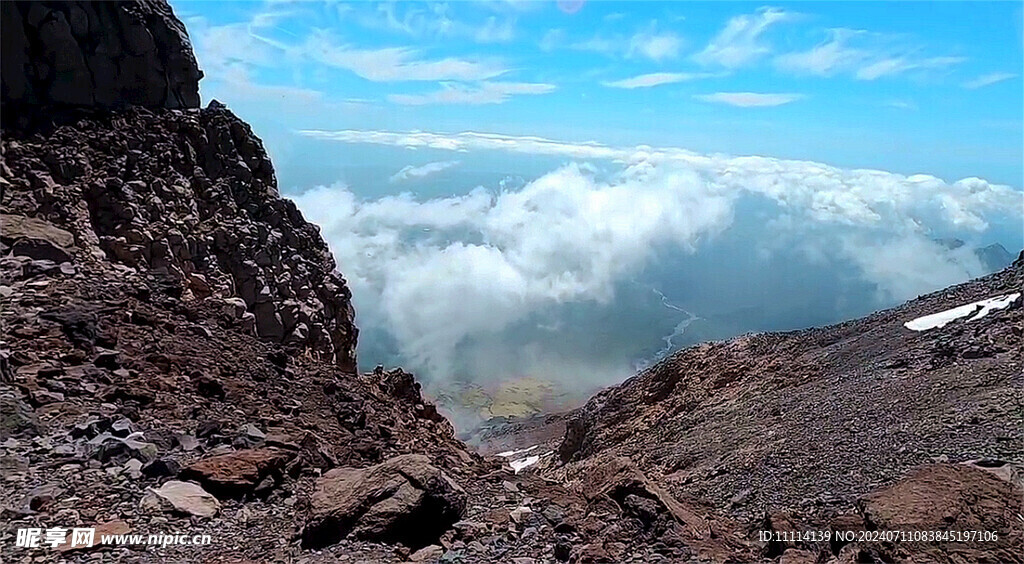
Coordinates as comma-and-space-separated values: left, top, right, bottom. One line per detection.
302, 454, 467, 550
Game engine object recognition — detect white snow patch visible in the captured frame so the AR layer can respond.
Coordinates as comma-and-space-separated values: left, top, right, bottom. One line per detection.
496, 445, 538, 458
510, 455, 541, 473
497, 446, 552, 474
904, 293, 1020, 331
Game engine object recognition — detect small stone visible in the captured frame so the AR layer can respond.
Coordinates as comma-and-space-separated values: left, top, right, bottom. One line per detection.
111, 418, 134, 438
541, 505, 565, 525
196, 420, 221, 438
174, 434, 199, 451
124, 459, 143, 479
30, 389, 65, 405
242, 423, 266, 441
71, 418, 108, 440
509, 506, 532, 525
554, 541, 571, 561
93, 349, 121, 369
410, 545, 444, 562
142, 480, 220, 518
141, 458, 180, 478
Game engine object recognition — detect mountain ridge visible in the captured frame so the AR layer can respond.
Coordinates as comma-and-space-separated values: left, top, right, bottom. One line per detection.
2, 2, 1022, 563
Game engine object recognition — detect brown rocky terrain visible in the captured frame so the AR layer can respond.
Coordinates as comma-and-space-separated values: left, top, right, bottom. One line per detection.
2, 2, 1022, 563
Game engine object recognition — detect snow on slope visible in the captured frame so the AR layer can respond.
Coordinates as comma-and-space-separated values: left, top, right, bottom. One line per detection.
904, 293, 1020, 331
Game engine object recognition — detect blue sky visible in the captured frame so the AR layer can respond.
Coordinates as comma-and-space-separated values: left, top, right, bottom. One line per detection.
168, 2, 1022, 417
173, 0, 1023, 186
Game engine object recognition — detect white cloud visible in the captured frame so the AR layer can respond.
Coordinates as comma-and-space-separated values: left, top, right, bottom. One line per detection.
694, 92, 804, 107
305, 32, 507, 82
390, 160, 462, 183
627, 30, 684, 62
775, 28, 966, 81
294, 165, 734, 378
774, 28, 869, 76
361, 3, 516, 44
694, 7, 791, 68
387, 81, 556, 105
884, 99, 917, 111
602, 72, 720, 89
189, 13, 507, 84
840, 236, 986, 302
475, 16, 516, 43
962, 72, 1017, 90
206, 66, 325, 105
297, 129, 625, 159
186, 17, 287, 76
855, 55, 965, 80
293, 130, 1021, 388
539, 29, 565, 52
571, 26, 684, 62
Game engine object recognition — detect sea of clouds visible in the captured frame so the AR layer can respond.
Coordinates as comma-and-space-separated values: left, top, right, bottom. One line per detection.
291, 131, 1022, 425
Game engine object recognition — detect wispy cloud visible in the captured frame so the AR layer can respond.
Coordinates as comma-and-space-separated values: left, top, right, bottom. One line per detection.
390, 160, 462, 183
775, 28, 966, 81
962, 72, 1017, 90
297, 129, 624, 160
694, 92, 804, 107
186, 17, 287, 75
602, 72, 720, 89
539, 28, 565, 52
628, 29, 684, 62
388, 81, 556, 105
361, 3, 516, 44
475, 16, 516, 43
190, 12, 508, 84
694, 7, 791, 68
571, 26, 684, 62
774, 28, 869, 76
884, 99, 918, 111
306, 31, 507, 82
855, 56, 965, 80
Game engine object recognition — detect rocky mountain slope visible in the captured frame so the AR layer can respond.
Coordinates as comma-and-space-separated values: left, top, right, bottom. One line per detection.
554, 255, 1023, 562
2, 2, 1022, 564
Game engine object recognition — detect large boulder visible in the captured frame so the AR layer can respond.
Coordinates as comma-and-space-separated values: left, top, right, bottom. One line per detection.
858, 463, 1024, 563
1, 215, 75, 248
302, 454, 466, 550
1, 0, 202, 109
179, 448, 294, 498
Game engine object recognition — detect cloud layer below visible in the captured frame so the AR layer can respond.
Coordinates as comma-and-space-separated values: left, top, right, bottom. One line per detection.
292, 130, 1021, 417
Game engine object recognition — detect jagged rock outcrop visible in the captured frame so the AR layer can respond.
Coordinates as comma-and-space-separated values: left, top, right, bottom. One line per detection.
1, 0, 201, 111
2, 104, 358, 369
2, 0, 355, 366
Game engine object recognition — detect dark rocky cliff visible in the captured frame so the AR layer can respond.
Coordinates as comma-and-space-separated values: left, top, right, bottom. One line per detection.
1, 0, 357, 368
1, 0, 201, 111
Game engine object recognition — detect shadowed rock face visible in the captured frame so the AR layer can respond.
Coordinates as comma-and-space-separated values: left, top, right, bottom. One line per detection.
2, 105, 359, 369
2, 1, 357, 369
1, 0, 201, 111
